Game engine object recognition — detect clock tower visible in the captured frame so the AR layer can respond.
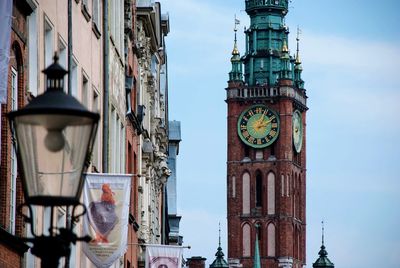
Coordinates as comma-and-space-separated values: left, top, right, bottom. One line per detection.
226, 1, 307, 268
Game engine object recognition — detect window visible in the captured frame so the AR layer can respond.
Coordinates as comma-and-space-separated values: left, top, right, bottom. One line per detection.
92, 89, 100, 170
244, 146, 250, 158
10, 67, 18, 234
44, 19, 53, 69
242, 172, 250, 214
110, 108, 116, 172
28, 9, 38, 96
255, 171, 262, 207
120, 122, 125, 172
71, 58, 78, 97
267, 224, 276, 256
58, 38, 67, 91
267, 172, 275, 214
286, 174, 290, 197
242, 224, 251, 257
81, 72, 89, 107
82, 0, 91, 21
151, 55, 158, 78
92, 0, 101, 38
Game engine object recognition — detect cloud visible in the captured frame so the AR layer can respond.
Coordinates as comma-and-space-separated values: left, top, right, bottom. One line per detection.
296, 31, 400, 77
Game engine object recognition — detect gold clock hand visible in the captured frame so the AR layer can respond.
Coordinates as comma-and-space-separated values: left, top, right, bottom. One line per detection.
259, 117, 274, 127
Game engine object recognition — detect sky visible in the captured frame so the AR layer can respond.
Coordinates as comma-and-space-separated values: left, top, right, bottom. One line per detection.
160, 0, 400, 267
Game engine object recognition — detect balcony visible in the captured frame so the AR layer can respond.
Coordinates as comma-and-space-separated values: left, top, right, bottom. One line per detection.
226, 84, 307, 108
245, 0, 287, 12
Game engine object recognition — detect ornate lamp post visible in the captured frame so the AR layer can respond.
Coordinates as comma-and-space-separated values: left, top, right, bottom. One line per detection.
8, 55, 100, 267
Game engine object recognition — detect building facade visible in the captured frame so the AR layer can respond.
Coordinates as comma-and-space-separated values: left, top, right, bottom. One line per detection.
124, 0, 141, 267
136, 0, 170, 259
167, 120, 183, 245
0, 1, 32, 266
0, 1, 178, 267
226, 1, 307, 268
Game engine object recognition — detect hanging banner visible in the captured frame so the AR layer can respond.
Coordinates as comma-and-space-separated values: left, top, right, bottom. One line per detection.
145, 244, 184, 268
83, 173, 131, 268
0, 0, 12, 104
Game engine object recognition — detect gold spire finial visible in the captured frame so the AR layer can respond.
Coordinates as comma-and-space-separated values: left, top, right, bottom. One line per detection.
232, 15, 240, 56
296, 26, 302, 64
282, 39, 289, 53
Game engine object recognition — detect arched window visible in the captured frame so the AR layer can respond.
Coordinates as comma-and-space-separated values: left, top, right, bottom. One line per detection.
267, 172, 275, 214
255, 171, 262, 207
242, 172, 250, 214
267, 223, 276, 257
242, 223, 251, 256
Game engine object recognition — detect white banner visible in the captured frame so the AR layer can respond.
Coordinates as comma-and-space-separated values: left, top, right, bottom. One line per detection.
82, 173, 131, 268
145, 245, 184, 268
0, 0, 12, 104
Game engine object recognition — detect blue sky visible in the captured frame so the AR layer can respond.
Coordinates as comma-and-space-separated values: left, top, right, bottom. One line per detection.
161, 0, 400, 267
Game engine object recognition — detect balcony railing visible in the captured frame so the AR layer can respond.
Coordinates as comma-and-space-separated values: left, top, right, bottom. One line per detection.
245, 0, 287, 10
227, 85, 307, 107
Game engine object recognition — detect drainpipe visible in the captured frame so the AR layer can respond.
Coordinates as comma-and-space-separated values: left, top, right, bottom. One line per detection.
65, 0, 73, 267
102, 0, 109, 172
67, 0, 72, 95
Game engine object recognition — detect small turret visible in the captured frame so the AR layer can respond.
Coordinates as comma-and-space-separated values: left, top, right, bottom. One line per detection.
294, 27, 305, 89
313, 221, 335, 268
229, 17, 243, 82
279, 39, 292, 81
209, 223, 229, 268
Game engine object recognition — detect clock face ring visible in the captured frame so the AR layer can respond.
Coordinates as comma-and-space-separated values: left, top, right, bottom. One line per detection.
292, 110, 303, 153
237, 105, 280, 148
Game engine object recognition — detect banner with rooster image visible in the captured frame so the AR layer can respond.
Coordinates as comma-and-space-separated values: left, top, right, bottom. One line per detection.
145, 244, 184, 268
82, 173, 131, 268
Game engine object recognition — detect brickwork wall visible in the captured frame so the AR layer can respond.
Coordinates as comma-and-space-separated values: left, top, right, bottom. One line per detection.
124, 1, 140, 267
226, 85, 307, 267
0, 2, 31, 267
0, 243, 21, 268
186, 257, 206, 268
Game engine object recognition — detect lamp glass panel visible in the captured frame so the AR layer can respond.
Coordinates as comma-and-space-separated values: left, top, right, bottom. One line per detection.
13, 114, 97, 203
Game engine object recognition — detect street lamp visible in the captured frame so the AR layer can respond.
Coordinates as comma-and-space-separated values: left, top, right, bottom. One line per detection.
8, 54, 99, 267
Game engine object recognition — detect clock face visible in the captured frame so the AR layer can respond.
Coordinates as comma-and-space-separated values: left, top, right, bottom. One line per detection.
292, 110, 303, 153
237, 105, 280, 148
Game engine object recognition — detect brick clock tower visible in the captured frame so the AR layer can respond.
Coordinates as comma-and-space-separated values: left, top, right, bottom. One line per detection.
226, 1, 307, 268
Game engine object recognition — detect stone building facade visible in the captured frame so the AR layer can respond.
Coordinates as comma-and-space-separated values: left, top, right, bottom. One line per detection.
136, 2, 171, 263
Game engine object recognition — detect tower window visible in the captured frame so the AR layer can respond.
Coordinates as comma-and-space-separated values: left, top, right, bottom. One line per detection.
270, 144, 275, 156
242, 172, 250, 214
267, 172, 275, 214
255, 171, 262, 207
244, 145, 250, 158
267, 223, 276, 257
242, 223, 251, 257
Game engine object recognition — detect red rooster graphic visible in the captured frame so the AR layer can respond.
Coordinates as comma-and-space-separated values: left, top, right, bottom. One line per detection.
88, 183, 118, 244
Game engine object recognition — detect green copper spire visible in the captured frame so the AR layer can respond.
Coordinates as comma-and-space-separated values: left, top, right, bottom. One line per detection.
210, 223, 229, 268
253, 227, 261, 268
242, 0, 293, 86
294, 27, 305, 89
229, 16, 243, 82
313, 221, 335, 268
